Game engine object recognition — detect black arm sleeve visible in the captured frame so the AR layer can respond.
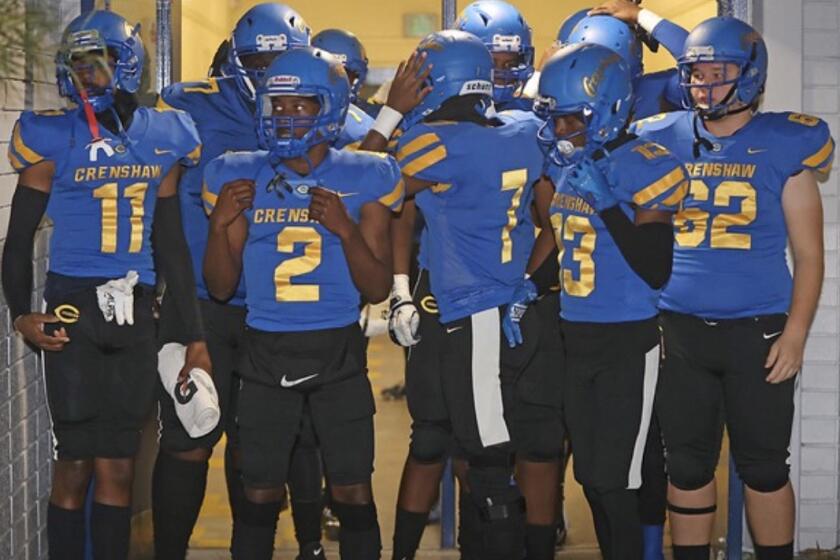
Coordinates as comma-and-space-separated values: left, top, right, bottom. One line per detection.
529, 247, 560, 296
152, 195, 204, 343
599, 206, 674, 289
2, 185, 48, 321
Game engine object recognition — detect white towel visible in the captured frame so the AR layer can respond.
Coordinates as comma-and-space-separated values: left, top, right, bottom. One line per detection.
158, 342, 221, 438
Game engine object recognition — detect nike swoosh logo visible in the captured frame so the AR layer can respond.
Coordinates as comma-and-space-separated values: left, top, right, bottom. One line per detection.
313, 547, 323, 556
763, 331, 783, 340
446, 326, 463, 334
747, 148, 767, 155
280, 373, 319, 387
337, 192, 359, 198
154, 148, 174, 155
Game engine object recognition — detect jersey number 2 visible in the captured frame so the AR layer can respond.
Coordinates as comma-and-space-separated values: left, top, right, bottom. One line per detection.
92, 182, 149, 253
275, 226, 322, 302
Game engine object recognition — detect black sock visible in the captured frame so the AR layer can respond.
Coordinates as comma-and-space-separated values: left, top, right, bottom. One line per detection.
391, 508, 429, 560
458, 490, 482, 560
91, 502, 132, 560
755, 542, 793, 560
231, 499, 283, 560
332, 502, 382, 560
224, 443, 246, 522
525, 523, 556, 560
673, 544, 711, 560
48, 503, 85, 559
287, 442, 324, 550
291, 500, 323, 550
152, 452, 209, 559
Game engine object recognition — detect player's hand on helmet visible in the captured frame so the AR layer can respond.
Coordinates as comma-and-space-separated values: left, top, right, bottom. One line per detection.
388, 274, 420, 347
387, 51, 434, 115
502, 278, 538, 348
567, 158, 618, 212
765, 327, 805, 384
209, 179, 255, 230
180, 340, 213, 389
309, 187, 355, 239
589, 0, 643, 24
13, 313, 70, 352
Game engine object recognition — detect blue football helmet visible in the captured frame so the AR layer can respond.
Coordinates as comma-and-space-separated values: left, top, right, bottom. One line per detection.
556, 8, 590, 45
678, 17, 767, 119
534, 43, 633, 165
257, 47, 350, 159
312, 29, 368, 102
403, 30, 494, 130
455, 1, 534, 104
226, 3, 311, 101
568, 15, 643, 83
56, 10, 145, 112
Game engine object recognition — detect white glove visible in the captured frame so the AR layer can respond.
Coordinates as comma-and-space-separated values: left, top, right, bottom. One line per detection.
388, 274, 420, 347
359, 299, 389, 337
96, 270, 139, 326
158, 342, 221, 438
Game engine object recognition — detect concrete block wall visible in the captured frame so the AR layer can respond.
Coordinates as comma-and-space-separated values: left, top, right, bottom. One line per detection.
798, 0, 840, 550
0, 1, 78, 558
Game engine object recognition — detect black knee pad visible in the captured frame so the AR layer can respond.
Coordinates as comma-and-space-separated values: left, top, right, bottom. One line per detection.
239, 498, 284, 528
331, 502, 378, 531
667, 452, 716, 492
408, 420, 452, 464
739, 461, 789, 493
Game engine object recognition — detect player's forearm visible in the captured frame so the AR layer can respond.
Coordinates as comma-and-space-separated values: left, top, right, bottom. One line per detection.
358, 130, 390, 153
2, 185, 48, 321
153, 195, 204, 342
600, 207, 674, 289
650, 19, 689, 60
391, 198, 416, 276
340, 224, 392, 303
786, 251, 824, 338
203, 226, 242, 301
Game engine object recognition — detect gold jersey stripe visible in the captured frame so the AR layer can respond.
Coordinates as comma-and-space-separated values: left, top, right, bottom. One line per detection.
185, 144, 202, 164
8, 152, 25, 171
12, 123, 43, 164
155, 96, 175, 111
803, 137, 835, 168
378, 179, 405, 211
396, 133, 442, 162
343, 140, 362, 152
401, 145, 447, 177
201, 182, 218, 214
632, 166, 686, 206
660, 180, 689, 208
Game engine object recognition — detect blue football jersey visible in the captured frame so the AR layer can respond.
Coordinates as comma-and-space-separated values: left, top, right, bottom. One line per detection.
633, 110, 835, 318
396, 110, 544, 323
548, 136, 688, 322
203, 148, 404, 332
635, 69, 681, 119
8, 107, 201, 285
496, 96, 534, 112
158, 76, 257, 304
335, 103, 374, 150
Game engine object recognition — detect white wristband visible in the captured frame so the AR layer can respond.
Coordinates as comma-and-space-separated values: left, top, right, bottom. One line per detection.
372, 105, 404, 139
392, 273, 411, 299
637, 9, 664, 35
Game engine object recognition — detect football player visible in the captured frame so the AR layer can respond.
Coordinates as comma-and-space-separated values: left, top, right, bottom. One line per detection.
632, 18, 833, 560
455, 0, 535, 112
510, 43, 687, 560
389, 31, 561, 560
2, 10, 208, 559
154, 5, 330, 560
203, 46, 403, 560
312, 28, 377, 137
